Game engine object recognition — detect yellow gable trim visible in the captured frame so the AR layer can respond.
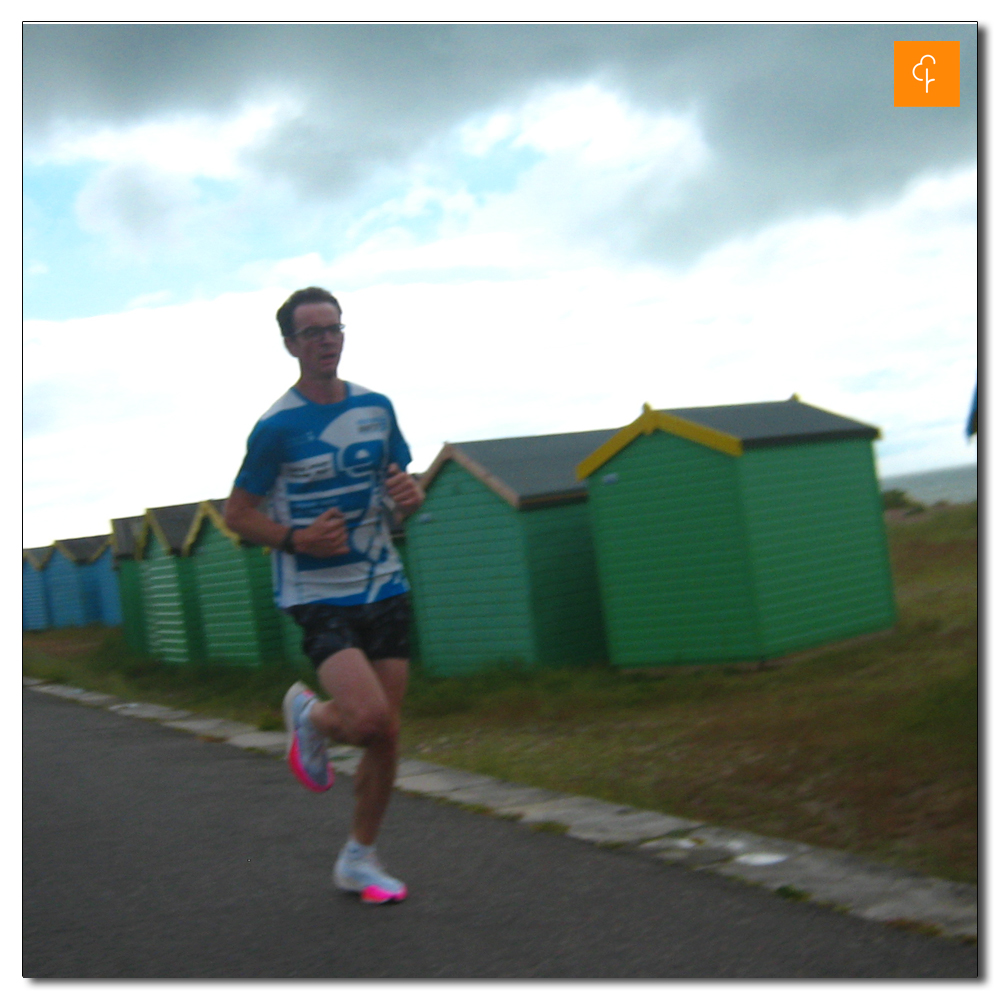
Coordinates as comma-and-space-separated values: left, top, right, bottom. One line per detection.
91, 536, 111, 563
52, 536, 112, 565
135, 510, 171, 560
53, 540, 79, 563
133, 519, 151, 559
181, 501, 242, 556
23, 547, 54, 570
575, 403, 742, 479
575, 405, 659, 481
657, 411, 743, 458
85, 536, 111, 563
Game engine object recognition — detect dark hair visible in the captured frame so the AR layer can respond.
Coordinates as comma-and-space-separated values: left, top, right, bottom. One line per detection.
276, 287, 342, 338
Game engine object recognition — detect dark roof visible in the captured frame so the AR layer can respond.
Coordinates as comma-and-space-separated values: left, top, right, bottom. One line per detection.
181, 499, 234, 555
111, 515, 148, 558
147, 503, 202, 554
455, 428, 620, 505
664, 400, 878, 449
56, 535, 111, 563
23, 546, 54, 569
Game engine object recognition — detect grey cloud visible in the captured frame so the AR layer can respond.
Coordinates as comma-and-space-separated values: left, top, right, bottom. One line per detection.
23, 23, 977, 264
75, 163, 199, 250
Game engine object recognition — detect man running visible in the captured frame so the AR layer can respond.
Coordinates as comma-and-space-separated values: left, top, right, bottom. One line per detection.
224, 286, 424, 904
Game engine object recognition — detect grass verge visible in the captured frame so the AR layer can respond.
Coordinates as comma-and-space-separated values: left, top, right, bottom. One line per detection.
23, 503, 977, 884
22, 629, 311, 732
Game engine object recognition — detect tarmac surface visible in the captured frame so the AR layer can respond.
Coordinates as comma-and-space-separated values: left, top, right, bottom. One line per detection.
23, 681, 979, 979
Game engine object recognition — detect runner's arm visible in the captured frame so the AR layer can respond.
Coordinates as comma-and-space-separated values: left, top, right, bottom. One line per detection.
224, 487, 350, 557
385, 464, 425, 517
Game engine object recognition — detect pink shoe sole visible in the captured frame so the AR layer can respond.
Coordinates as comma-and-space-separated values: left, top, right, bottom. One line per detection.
359, 884, 408, 904
288, 739, 334, 793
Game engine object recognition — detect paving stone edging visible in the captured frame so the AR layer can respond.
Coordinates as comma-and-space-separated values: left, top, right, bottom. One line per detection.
24, 676, 977, 942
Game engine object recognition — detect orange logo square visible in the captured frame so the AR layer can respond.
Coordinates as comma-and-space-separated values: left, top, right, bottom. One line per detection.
894, 41, 960, 107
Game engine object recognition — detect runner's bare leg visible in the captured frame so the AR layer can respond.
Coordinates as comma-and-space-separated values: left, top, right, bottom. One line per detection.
310, 649, 408, 845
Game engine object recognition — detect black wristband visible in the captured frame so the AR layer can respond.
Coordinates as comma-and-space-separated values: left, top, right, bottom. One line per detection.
281, 527, 297, 555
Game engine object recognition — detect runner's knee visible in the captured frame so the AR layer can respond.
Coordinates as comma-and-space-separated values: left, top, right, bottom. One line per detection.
352, 706, 398, 745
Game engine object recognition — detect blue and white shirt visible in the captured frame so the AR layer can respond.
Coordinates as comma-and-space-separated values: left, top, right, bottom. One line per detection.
234, 382, 412, 609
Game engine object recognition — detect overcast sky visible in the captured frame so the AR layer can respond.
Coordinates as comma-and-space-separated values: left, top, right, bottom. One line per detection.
23, 22, 978, 547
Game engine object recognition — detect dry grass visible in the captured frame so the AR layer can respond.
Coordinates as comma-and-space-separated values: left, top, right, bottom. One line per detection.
399, 503, 977, 883
21, 629, 306, 732
23, 503, 977, 884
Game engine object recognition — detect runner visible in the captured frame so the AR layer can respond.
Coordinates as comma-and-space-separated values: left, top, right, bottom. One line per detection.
224, 286, 424, 904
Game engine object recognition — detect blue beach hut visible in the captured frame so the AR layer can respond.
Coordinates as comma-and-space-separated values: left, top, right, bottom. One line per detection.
56, 535, 119, 625
72, 537, 122, 626
46, 541, 90, 628
22, 547, 53, 631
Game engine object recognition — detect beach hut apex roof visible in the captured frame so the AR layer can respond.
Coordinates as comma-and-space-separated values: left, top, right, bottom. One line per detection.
54, 534, 112, 564
420, 427, 621, 509
110, 515, 148, 558
576, 399, 880, 480
181, 499, 241, 556
23, 545, 55, 570
136, 503, 203, 556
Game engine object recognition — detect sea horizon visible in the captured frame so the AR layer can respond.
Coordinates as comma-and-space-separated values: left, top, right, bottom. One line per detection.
879, 462, 977, 505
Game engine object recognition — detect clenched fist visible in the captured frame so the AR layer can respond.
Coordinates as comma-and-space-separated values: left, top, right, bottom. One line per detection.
385, 463, 424, 515
292, 507, 351, 558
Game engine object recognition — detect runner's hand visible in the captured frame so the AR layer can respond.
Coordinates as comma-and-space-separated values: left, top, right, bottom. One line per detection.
385, 463, 424, 514
292, 508, 350, 557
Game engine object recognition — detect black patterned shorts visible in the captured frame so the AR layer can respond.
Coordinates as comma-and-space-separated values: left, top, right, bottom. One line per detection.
287, 593, 411, 668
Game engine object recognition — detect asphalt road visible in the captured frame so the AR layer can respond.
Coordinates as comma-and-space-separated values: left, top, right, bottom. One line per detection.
23, 689, 978, 979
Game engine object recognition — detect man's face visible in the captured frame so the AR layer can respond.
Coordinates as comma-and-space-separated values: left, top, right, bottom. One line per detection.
285, 301, 344, 380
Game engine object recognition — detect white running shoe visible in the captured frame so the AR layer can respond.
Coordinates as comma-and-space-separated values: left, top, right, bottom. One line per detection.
334, 844, 408, 904
282, 682, 334, 793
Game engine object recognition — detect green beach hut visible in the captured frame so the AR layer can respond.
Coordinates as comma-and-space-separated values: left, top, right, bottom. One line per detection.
279, 610, 313, 672
404, 428, 617, 677
135, 503, 206, 665
182, 499, 287, 667
391, 524, 421, 662
576, 398, 896, 668
111, 515, 150, 654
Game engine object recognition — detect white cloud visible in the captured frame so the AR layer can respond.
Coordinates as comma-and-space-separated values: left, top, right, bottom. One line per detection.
460, 110, 518, 156
512, 83, 706, 173
29, 98, 304, 256
21, 110, 976, 546
237, 84, 715, 289
342, 180, 479, 246
126, 289, 173, 309
308, 161, 973, 484
454, 84, 711, 255
22, 290, 301, 544
31, 99, 300, 179
18, 24, 981, 577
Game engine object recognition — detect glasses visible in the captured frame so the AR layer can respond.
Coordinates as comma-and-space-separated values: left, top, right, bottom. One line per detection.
292, 323, 345, 342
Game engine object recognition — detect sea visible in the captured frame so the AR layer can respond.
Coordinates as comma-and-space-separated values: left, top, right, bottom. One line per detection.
879, 463, 978, 505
